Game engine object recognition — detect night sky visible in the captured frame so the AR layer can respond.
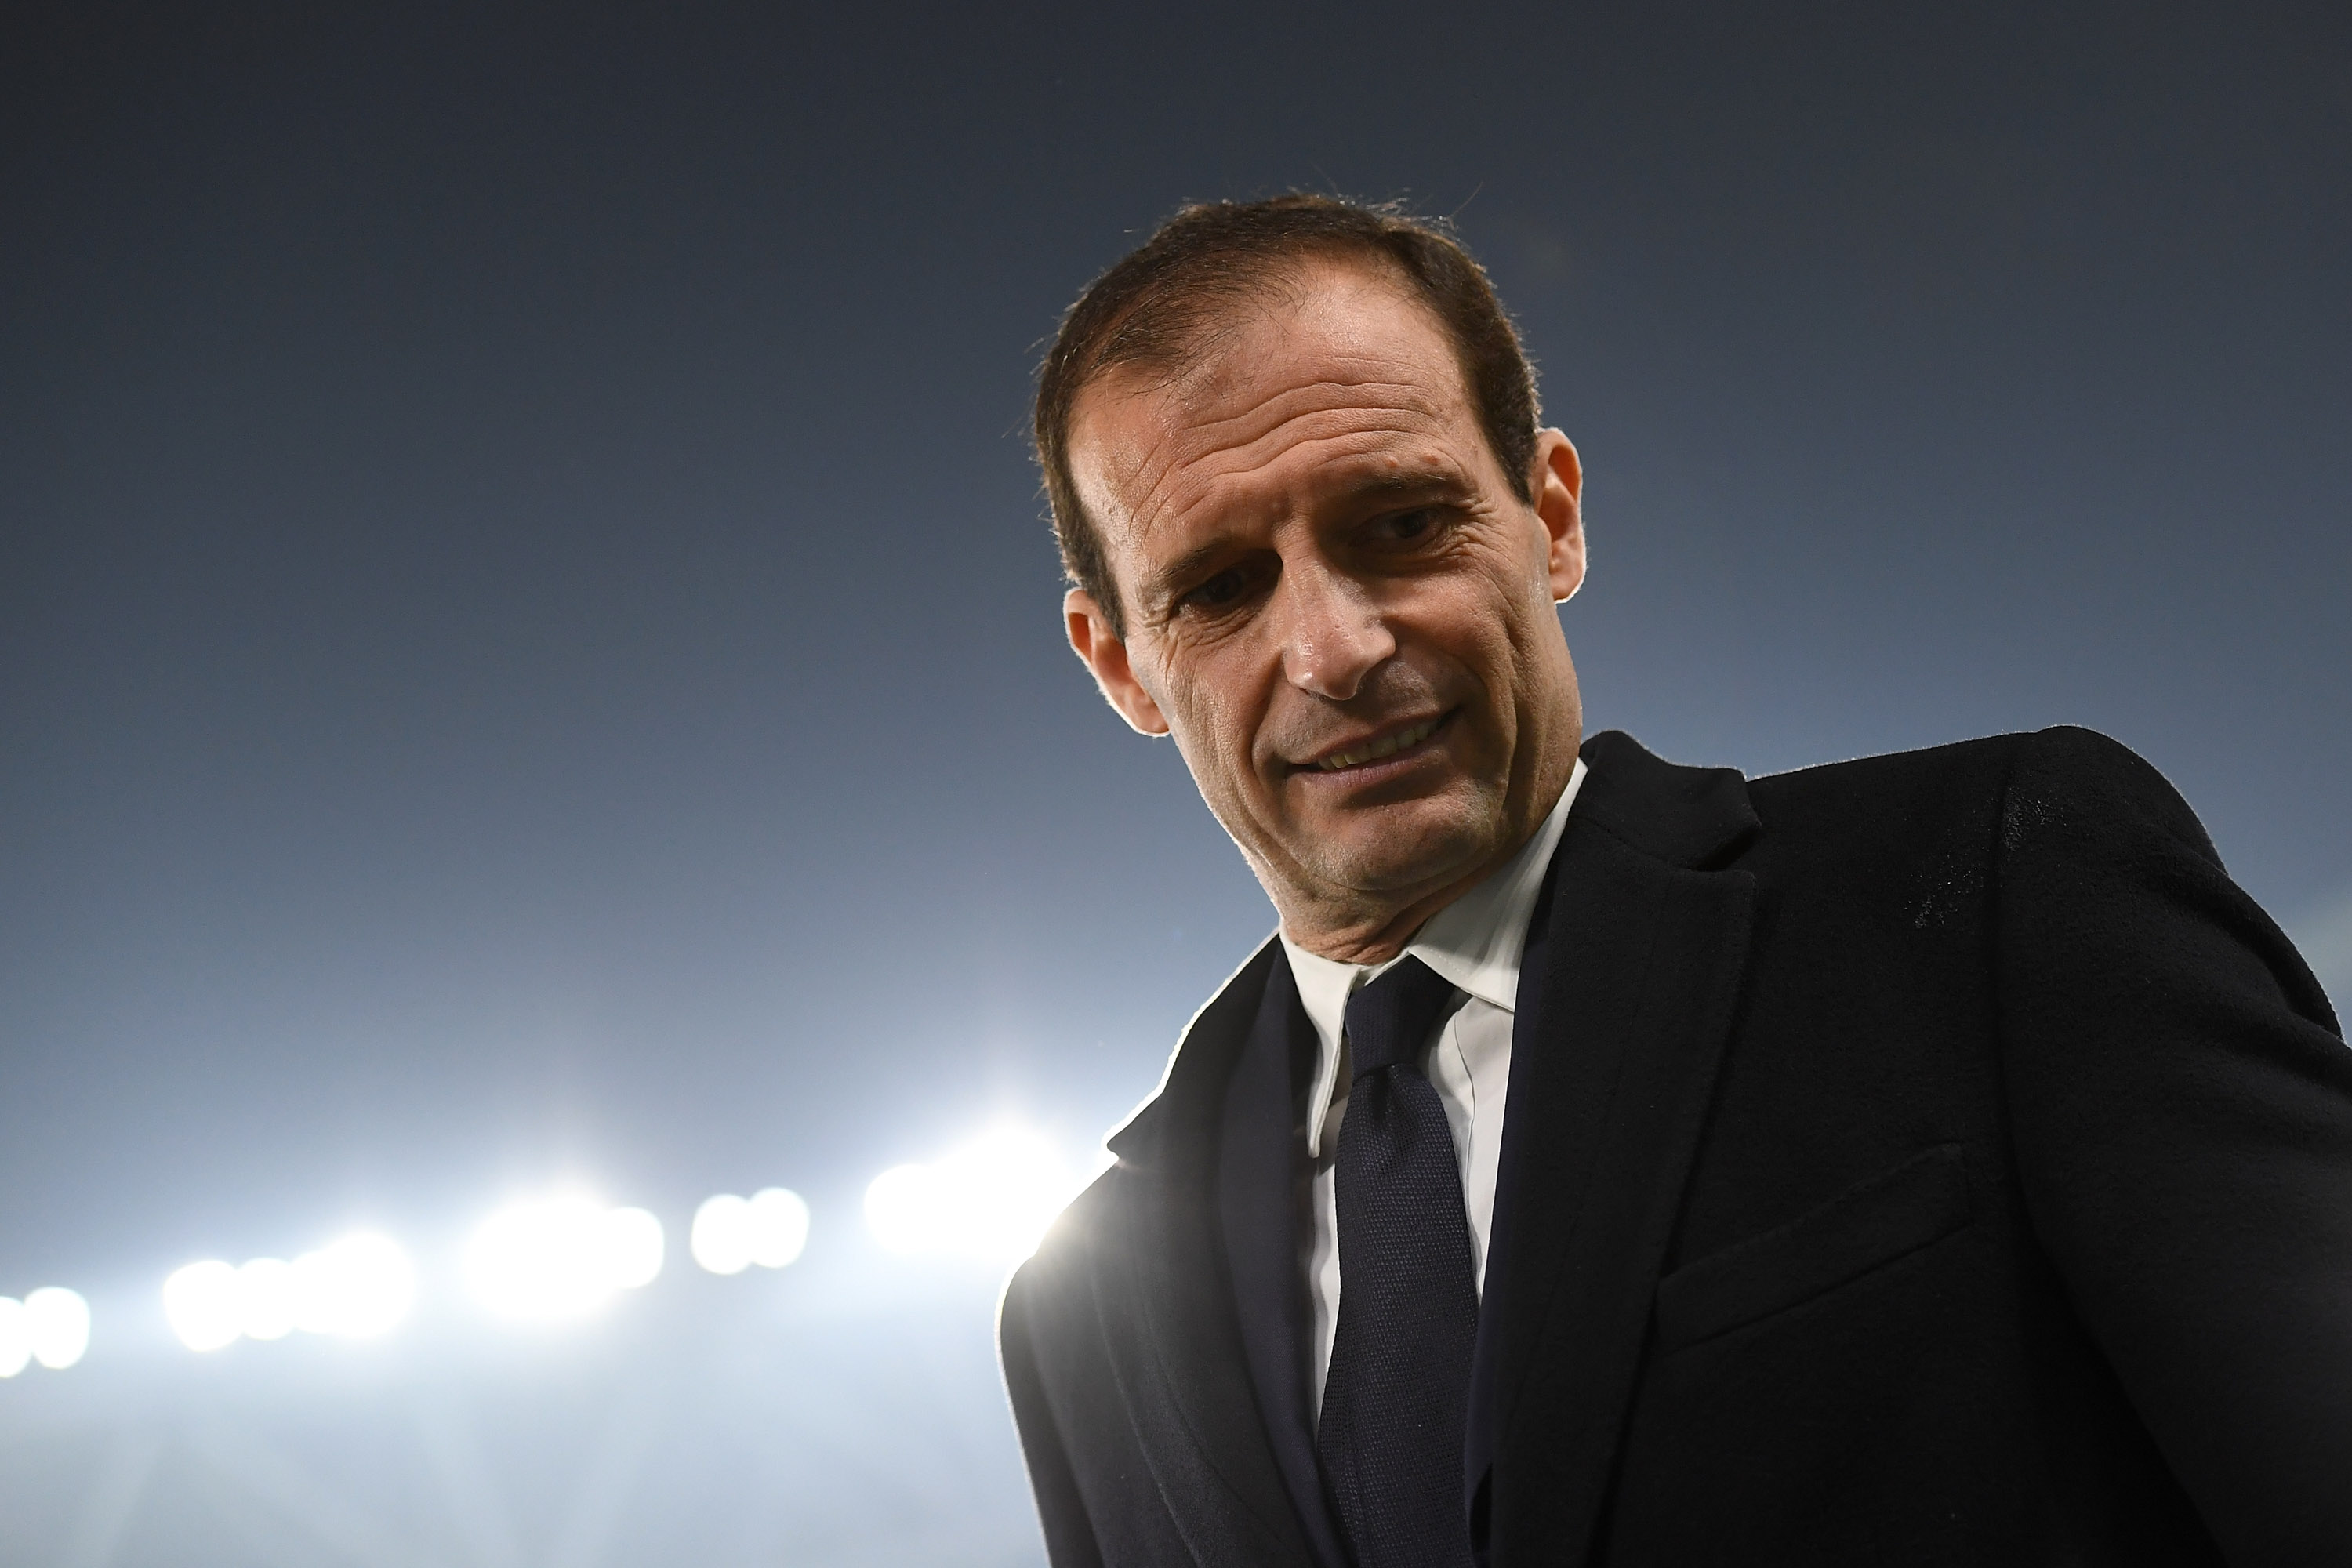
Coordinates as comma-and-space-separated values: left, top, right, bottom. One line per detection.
2, 4, 2346, 1562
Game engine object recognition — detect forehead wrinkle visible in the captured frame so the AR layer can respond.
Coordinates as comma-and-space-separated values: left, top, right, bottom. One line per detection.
1069, 379, 1189, 553
1161, 335, 1450, 419
1174, 376, 1451, 469
1135, 354, 1461, 506
1165, 422, 1458, 532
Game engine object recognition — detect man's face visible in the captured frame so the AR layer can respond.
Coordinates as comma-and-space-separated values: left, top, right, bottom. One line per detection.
1063, 263, 1588, 953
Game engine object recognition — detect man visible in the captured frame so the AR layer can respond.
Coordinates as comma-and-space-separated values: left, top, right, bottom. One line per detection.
997, 194, 2352, 1567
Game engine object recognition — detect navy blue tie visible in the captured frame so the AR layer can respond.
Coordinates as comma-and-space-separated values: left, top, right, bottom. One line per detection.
1317, 955, 1478, 1568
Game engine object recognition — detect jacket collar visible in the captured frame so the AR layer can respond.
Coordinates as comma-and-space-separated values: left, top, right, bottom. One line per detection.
1570, 728, 1759, 869
1106, 933, 1282, 1173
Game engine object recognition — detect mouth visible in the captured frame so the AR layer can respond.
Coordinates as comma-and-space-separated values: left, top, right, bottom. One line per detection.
1298, 711, 1451, 775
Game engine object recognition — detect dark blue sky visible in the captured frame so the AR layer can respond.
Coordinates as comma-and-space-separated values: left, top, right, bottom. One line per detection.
1, 3, 2345, 1560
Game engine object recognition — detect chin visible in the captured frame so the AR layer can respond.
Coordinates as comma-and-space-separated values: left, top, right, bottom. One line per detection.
1312, 797, 1501, 896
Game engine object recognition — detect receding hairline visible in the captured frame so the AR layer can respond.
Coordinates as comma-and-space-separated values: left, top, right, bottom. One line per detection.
1060, 255, 1483, 548
1067, 246, 1456, 415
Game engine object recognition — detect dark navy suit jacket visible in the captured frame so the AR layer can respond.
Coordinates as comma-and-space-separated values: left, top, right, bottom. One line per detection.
1001, 728, 2352, 1566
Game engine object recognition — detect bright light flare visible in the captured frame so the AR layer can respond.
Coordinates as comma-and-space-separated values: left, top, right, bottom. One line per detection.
24, 1288, 89, 1370
465, 1198, 664, 1320
604, 1207, 665, 1290
0, 1290, 91, 1374
746, 1189, 810, 1268
690, 1188, 808, 1275
864, 1127, 1081, 1261
292, 1233, 414, 1338
166, 1236, 414, 1352
165, 1261, 244, 1352
238, 1258, 298, 1341
690, 1196, 753, 1275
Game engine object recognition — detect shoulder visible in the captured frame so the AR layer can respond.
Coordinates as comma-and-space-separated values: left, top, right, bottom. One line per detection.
1719, 728, 2216, 935
1002, 1160, 1127, 1356
1747, 729, 2018, 814
1008, 932, 1279, 1340
1730, 731, 2023, 888
1746, 724, 2178, 796
1996, 724, 2218, 866
1741, 725, 2198, 851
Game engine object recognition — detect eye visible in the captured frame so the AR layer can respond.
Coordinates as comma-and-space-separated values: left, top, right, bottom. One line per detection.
1178, 564, 1253, 614
1374, 506, 1444, 544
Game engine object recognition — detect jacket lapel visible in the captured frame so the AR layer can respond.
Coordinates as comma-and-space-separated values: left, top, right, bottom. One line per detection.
1220, 952, 1354, 1568
1095, 938, 1322, 1568
1479, 732, 1760, 1567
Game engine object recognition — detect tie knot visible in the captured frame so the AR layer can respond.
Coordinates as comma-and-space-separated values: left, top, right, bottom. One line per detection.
1343, 955, 1461, 1080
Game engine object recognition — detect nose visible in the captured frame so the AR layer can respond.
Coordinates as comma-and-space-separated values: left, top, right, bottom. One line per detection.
1273, 558, 1395, 702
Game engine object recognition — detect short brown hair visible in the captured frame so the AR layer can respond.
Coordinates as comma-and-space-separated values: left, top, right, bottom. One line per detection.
1034, 194, 1541, 639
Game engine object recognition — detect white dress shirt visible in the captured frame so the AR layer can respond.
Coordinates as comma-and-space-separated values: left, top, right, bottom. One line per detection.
1279, 758, 1586, 1417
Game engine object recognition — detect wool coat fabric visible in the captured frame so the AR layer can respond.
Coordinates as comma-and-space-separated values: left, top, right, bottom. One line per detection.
1000, 728, 2352, 1566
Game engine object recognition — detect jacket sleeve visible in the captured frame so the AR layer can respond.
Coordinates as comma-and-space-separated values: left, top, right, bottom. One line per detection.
1994, 725, 2352, 1564
1000, 1258, 1108, 1568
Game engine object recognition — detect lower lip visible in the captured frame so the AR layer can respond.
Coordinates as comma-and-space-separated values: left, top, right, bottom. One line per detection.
1294, 714, 1454, 787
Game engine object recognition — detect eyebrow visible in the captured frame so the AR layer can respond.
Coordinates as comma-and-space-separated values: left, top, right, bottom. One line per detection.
1341, 466, 1466, 501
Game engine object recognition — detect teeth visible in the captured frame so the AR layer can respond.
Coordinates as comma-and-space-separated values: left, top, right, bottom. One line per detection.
1317, 717, 1439, 771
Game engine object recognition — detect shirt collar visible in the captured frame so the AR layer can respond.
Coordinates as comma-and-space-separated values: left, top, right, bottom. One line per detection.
1282, 757, 1587, 1156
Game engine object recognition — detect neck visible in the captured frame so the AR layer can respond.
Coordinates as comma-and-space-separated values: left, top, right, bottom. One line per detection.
1278, 860, 1508, 965
1275, 785, 1564, 964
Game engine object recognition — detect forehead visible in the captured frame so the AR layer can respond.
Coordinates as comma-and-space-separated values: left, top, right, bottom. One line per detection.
1067, 263, 1479, 555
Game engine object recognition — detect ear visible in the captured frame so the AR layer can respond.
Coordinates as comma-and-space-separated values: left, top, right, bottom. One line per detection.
1065, 588, 1172, 736
1532, 430, 1587, 604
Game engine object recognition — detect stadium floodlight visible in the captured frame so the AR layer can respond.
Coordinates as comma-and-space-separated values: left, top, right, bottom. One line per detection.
165, 1260, 245, 1352
863, 1127, 1077, 1262
237, 1258, 299, 1341
691, 1189, 810, 1275
862, 1165, 943, 1256
604, 1207, 665, 1290
168, 1236, 415, 1352
290, 1233, 415, 1338
466, 1196, 663, 1320
690, 1194, 755, 1276
746, 1188, 810, 1269
0, 1298, 29, 1377
24, 1287, 90, 1370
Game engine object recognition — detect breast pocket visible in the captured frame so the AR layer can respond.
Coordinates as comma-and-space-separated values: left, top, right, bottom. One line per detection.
1653, 1143, 1975, 1356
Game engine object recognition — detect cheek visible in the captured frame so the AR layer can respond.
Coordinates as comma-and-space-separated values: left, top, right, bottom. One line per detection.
1414, 581, 1522, 681
1160, 653, 1274, 793
1407, 590, 1540, 747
